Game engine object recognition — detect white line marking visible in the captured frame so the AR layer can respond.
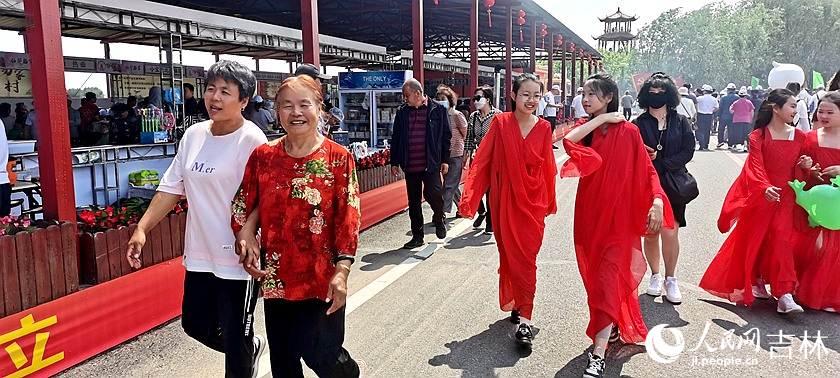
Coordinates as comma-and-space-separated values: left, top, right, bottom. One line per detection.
257, 152, 572, 376
723, 150, 746, 167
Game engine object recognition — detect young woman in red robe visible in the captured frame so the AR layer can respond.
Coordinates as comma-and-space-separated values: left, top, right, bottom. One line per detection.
795, 91, 840, 312
459, 73, 557, 347
562, 73, 674, 378
700, 88, 813, 314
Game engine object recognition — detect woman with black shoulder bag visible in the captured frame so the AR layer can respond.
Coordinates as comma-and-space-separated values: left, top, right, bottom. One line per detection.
632, 72, 698, 305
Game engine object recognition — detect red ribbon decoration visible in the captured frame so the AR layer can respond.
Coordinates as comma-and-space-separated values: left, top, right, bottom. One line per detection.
484, 0, 495, 27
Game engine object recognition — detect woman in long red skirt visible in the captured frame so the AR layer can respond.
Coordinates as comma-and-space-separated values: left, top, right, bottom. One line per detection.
459, 73, 557, 348
795, 91, 840, 312
699, 88, 813, 314
562, 73, 674, 378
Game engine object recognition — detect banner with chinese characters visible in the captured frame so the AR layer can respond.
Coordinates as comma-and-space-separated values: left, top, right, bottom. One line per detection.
0, 259, 185, 377
0, 68, 32, 98
115, 75, 199, 98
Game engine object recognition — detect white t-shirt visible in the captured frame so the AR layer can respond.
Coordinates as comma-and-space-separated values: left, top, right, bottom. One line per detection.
697, 95, 718, 114
0, 127, 9, 185
676, 97, 697, 119
571, 95, 586, 118
542, 92, 558, 117
158, 120, 267, 280
794, 98, 811, 132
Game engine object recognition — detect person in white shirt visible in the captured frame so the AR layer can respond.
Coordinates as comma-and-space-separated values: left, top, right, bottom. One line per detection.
126, 60, 268, 378
571, 87, 586, 120
695, 84, 719, 150
542, 84, 562, 133
676, 87, 697, 125
0, 124, 10, 216
787, 82, 811, 132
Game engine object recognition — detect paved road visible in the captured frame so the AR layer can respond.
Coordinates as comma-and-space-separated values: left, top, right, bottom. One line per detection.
59, 135, 840, 377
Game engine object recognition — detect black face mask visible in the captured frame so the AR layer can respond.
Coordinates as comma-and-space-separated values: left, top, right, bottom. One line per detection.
647, 92, 668, 109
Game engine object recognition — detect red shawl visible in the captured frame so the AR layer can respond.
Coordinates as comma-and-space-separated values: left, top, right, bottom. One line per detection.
460, 113, 557, 319
561, 118, 674, 344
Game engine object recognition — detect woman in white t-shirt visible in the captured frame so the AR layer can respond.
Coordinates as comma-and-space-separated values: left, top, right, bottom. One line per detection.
126, 60, 268, 378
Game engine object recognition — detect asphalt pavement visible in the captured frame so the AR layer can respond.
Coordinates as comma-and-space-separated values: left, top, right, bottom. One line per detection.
58, 135, 840, 378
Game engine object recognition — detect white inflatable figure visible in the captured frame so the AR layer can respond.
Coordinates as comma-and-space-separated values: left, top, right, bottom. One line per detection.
768, 61, 805, 89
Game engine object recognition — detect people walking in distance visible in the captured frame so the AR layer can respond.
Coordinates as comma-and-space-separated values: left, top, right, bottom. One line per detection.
621, 90, 634, 120
562, 73, 673, 378
571, 87, 586, 121
542, 84, 562, 135
465, 85, 503, 234
675, 87, 696, 128
633, 72, 696, 306
460, 73, 557, 348
700, 88, 813, 315
390, 78, 452, 249
728, 88, 756, 152
435, 85, 468, 218
717, 83, 739, 148
126, 60, 268, 378
695, 84, 718, 150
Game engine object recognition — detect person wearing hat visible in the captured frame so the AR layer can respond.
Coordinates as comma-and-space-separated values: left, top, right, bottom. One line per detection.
294, 63, 332, 86
250, 95, 275, 132
542, 85, 562, 145
570, 87, 586, 121
716, 83, 739, 148
728, 88, 755, 152
695, 84, 718, 150
675, 87, 696, 126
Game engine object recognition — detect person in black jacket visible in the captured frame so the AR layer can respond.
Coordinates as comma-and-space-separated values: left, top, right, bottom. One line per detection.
109, 103, 140, 145
633, 72, 696, 306
390, 78, 452, 249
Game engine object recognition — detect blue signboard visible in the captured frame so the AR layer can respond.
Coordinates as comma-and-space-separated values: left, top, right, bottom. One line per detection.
338, 71, 412, 90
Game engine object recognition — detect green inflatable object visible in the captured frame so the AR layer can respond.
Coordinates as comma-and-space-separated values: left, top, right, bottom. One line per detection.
789, 177, 840, 230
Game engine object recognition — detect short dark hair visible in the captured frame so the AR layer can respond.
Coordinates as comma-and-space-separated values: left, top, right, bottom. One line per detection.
474, 85, 493, 103
785, 82, 801, 93
638, 72, 681, 110
206, 60, 256, 101
183, 83, 195, 93
85, 92, 96, 101
127, 96, 137, 105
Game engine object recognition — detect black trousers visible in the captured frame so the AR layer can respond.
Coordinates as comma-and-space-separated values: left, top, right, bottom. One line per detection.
0, 183, 10, 217
404, 171, 445, 237
730, 122, 751, 146
718, 118, 733, 143
181, 271, 260, 378
476, 190, 492, 229
696, 113, 713, 149
623, 108, 633, 120
545, 116, 557, 132
264, 299, 359, 378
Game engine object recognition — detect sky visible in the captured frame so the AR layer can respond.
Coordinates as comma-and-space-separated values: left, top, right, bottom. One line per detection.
1, 0, 736, 97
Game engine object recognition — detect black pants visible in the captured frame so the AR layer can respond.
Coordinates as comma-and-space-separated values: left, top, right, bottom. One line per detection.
623, 108, 632, 120
696, 113, 713, 149
0, 183, 10, 217
476, 190, 492, 230
545, 116, 557, 132
730, 122, 750, 147
264, 299, 359, 378
718, 118, 733, 143
182, 271, 260, 378
404, 171, 445, 238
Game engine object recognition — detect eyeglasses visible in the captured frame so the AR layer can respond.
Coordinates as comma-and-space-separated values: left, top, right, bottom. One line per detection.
517, 93, 542, 101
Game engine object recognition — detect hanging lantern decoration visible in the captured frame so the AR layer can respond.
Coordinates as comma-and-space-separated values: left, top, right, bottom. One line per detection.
587, 54, 592, 62
434, 0, 439, 6
540, 24, 547, 49
569, 42, 575, 52
599, 61, 605, 71
556, 34, 563, 48
517, 10, 526, 42
579, 48, 584, 58
484, 0, 495, 27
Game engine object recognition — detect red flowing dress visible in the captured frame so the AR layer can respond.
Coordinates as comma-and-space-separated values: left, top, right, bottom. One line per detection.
561, 119, 674, 344
700, 128, 809, 305
794, 131, 840, 310
459, 113, 557, 321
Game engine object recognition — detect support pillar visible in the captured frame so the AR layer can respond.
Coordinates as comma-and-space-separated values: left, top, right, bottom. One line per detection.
470, 0, 478, 99
505, 6, 512, 109
579, 51, 584, 88
560, 44, 566, 116
23, 0, 76, 222
529, 21, 536, 75
412, 0, 425, 86
547, 33, 554, 89
570, 47, 576, 101
301, 0, 320, 67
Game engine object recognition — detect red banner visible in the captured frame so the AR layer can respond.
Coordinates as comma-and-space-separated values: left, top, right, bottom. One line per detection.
0, 259, 185, 377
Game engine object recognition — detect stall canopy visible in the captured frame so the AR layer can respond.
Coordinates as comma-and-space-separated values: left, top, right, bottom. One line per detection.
147, 0, 601, 68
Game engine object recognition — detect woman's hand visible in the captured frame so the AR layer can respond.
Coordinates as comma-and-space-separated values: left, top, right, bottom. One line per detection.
765, 186, 782, 202
646, 199, 664, 234
821, 165, 840, 180
798, 155, 814, 170
596, 112, 625, 125
236, 230, 265, 279
125, 228, 147, 269
326, 264, 350, 315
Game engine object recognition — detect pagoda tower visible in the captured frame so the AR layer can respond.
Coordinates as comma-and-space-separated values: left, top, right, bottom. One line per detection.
594, 8, 638, 51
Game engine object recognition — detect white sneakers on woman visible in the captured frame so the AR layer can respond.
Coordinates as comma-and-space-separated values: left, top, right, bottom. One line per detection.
647, 274, 663, 296
777, 294, 804, 314
647, 274, 682, 304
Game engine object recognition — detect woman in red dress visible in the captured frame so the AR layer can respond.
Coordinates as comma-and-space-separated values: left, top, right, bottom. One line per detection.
562, 73, 673, 378
459, 73, 557, 347
795, 91, 840, 312
700, 88, 813, 315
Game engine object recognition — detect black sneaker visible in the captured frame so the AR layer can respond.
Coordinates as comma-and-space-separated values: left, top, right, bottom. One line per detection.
435, 222, 447, 239
515, 323, 534, 346
484, 227, 493, 235
473, 213, 486, 228
608, 325, 620, 344
509, 310, 520, 324
402, 237, 425, 249
251, 335, 266, 378
583, 352, 605, 378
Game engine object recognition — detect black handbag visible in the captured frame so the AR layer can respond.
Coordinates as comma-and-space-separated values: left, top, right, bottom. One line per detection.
662, 168, 699, 204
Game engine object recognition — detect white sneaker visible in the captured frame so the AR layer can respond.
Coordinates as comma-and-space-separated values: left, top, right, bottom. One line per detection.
777, 294, 804, 314
823, 308, 836, 313
752, 279, 770, 299
664, 277, 682, 304
647, 274, 663, 296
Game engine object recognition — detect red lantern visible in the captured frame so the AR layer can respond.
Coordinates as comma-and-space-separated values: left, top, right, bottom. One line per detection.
540, 25, 548, 49
518, 10, 526, 18
434, 0, 438, 5
556, 35, 563, 45
569, 42, 575, 52
579, 48, 584, 58
484, 0, 495, 27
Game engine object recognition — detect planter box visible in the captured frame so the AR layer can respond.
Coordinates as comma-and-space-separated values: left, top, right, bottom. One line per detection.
79, 212, 187, 285
0, 223, 79, 318
357, 165, 403, 193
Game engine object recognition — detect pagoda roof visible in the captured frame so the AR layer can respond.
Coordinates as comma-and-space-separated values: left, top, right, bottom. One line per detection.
598, 8, 638, 22
594, 31, 636, 41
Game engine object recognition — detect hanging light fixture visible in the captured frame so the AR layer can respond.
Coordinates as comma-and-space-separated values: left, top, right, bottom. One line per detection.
517, 10, 526, 42
484, 0, 495, 27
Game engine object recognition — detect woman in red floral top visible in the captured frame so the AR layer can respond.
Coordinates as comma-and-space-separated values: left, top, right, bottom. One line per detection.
231, 75, 363, 377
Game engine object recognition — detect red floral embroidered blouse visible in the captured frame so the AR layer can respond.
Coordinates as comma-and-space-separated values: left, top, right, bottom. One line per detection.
231, 137, 361, 301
